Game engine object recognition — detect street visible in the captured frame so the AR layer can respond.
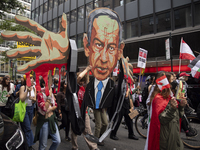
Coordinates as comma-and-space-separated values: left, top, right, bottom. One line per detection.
31, 114, 193, 150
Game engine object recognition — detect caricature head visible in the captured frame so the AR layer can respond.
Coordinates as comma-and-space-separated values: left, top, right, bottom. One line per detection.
83, 8, 124, 81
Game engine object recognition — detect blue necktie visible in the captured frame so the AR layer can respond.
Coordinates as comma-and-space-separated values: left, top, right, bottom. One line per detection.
96, 81, 103, 109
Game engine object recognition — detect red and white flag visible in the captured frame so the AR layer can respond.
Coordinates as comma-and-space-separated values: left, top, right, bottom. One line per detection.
156, 75, 170, 91
179, 38, 195, 61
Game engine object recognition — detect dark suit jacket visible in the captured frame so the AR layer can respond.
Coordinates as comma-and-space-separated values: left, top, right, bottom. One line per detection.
81, 78, 115, 121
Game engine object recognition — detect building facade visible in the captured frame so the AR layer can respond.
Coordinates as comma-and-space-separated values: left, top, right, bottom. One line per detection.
31, 0, 200, 74
0, 0, 31, 77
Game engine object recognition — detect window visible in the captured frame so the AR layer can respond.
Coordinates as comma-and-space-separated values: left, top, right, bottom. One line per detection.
140, 16, 154, 36
94, 0, 102, 8
126, 0, 135, 4
27, 12, 30, 18
53, 18, 57, 30
57, 16, 62, 27
71, 10, 77, 23
114, 0, 124, 8
44, 2, 48, 13
11, 9, 16, 14
54, 0, 58, 7
126, 20, 138, 38
5, 63, 8, 73
1, 63, 5, 73
40, 5, 43, 16
174, 7, 192, 29
122, 23, 125, 39
156, 12, 171, 33
66, 13, 69, 25
43, 22, 47, 29
78, 6, 84, 21
48, 21, 52, 31
86, 2, 93, 17
195, 3, 200, 25
59, 0, 64, 5
104, 0, 112, 9
31, 10, 35, 19
35, 7, 39, 18
70, 36, 76, 41
49, 0, 53, 10
77, 34, 83, 48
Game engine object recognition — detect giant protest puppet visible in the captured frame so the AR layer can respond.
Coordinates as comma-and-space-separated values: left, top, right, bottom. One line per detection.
1, 13, 83, 137
1, 7, 134, 143
81, 8, 134, 143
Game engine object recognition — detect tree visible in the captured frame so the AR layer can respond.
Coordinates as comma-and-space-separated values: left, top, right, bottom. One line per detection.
0, 0, 24, 18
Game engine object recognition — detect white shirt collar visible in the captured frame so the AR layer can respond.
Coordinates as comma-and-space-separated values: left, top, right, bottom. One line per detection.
94, 78, 109, 89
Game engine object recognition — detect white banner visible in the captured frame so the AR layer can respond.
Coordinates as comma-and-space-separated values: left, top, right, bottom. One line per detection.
165, 38, 170, 60
137, 48, 148, 69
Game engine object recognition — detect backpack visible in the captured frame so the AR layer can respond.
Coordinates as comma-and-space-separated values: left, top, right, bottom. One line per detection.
4, 94, 19, 118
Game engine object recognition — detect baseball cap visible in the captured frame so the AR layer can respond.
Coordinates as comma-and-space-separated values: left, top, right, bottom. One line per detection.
179, 72, 190, 77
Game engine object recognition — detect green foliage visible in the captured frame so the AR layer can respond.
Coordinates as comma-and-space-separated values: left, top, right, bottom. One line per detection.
0, 0, 24, 18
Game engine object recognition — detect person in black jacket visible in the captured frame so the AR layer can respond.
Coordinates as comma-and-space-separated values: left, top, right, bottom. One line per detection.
57, 80, 71, 141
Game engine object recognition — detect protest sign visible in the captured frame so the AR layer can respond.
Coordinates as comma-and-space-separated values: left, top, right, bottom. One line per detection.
137, 48, 148, 69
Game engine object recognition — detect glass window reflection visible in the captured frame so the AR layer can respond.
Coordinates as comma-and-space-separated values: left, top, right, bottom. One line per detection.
44, 2, 48, 13
127, 20, 138, 38
86, 2, 93, 18
53, 18, 57, 30
48, 21, 52, 31
140, 16, 154, 36
114, 0, 124, 8
49, 0, 53, 10
40, 5, 43, 16
71, 10, 77, 23
54, 0, 58, 7
195, 3, 200, 26
174, 7, 192, 29
78, 6, 84, 21
94, 0, 102, 8
77, 34, 83, 48
156, 12, 171, 33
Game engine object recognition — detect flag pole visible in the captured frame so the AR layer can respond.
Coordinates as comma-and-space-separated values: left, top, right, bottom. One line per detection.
138, 68, 142, 86
194, 51, 200, 55
179, 37, 183, 73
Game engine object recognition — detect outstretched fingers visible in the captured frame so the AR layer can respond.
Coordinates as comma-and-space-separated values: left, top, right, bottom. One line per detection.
59, 13, 68, 38
15, 15, 46, 37
17, 57, 46, 73
6, 46, 42, 58
1, 31, 42, 46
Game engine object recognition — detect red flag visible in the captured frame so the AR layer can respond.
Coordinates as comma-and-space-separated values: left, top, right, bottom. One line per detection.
179, 38, 195, 61
156, 75, 170, 91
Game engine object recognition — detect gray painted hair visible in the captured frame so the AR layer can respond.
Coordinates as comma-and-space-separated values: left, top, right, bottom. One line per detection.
87, 8, 122, 48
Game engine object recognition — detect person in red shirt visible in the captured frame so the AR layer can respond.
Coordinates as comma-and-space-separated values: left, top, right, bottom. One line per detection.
71, 65, 99, 150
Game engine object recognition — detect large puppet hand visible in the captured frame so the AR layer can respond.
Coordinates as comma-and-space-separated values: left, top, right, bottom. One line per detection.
121, 56, 133, 81
1, 13, 69, 73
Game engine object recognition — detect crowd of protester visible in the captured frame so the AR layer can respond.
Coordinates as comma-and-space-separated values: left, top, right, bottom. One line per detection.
0, 69, 200, 150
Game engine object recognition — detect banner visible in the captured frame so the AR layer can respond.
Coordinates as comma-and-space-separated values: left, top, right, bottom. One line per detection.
137, 48, 148, 69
